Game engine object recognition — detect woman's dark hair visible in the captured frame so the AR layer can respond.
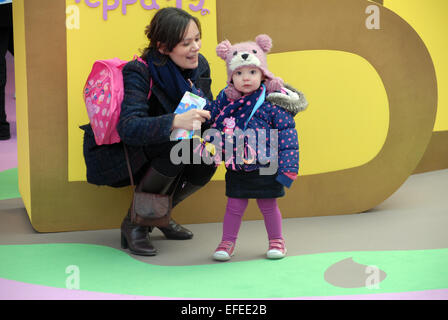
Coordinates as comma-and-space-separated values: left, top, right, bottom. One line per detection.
141, 7, 201, 65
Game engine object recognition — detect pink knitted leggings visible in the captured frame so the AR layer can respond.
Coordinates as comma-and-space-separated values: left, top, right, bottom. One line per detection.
221, 197, 283, 242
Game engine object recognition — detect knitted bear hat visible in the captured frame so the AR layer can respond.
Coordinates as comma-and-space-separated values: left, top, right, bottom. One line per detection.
216, 34, 284, 100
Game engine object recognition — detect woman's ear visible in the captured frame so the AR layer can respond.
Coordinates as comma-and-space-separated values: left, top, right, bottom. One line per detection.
157, 42, 168, 55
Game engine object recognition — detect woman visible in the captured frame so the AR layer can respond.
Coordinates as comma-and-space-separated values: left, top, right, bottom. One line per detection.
81, 8, 215, 256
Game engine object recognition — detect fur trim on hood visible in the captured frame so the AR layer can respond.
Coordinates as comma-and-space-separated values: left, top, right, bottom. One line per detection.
266, 83, 308, 116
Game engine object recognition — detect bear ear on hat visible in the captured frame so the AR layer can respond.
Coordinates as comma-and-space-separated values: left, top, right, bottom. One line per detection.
255, 34, 272, 53
216, 40, 232, 60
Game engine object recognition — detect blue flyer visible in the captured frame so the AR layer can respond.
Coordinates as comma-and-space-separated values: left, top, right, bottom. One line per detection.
172, 91, 207, 140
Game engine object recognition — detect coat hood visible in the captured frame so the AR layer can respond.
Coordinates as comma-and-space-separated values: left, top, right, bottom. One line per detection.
266, 83, 308, 116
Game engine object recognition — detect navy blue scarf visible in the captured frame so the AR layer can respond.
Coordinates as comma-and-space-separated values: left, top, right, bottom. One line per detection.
146, 49, 199, 106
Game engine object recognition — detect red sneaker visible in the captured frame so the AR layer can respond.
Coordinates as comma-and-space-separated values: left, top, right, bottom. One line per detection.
213, 240, 235, 261
267, 239, 287, 259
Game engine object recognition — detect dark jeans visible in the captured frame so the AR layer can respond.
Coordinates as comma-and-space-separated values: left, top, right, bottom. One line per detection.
143, 139, 217, 187
0, 3, 14, 131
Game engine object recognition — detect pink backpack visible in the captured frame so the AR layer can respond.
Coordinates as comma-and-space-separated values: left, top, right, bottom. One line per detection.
83, 56, 151, 145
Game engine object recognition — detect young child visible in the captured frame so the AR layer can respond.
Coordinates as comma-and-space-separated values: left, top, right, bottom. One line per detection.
201, 34, 307, 261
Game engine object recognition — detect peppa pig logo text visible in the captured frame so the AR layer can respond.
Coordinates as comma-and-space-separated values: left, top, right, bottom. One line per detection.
73, 0, 210, 21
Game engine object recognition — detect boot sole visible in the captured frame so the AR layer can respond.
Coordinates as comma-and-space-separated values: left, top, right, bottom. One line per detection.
121, 233, 158, 256
128, 249, 158, 256
158, 226, 194, 240
163, 234, 194, 240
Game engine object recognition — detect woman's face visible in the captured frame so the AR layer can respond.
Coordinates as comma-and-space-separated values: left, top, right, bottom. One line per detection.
162, 20, 201, 70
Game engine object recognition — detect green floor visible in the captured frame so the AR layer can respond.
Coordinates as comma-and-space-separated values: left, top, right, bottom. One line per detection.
1, 243, 447, 298
0, 168, 20, 201
1, 168, 447, 298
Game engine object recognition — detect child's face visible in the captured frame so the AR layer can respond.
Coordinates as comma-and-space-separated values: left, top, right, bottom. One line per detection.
232, 67, 263, 95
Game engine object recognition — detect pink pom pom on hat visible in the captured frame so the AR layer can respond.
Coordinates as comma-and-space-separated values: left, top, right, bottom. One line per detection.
216, 34, 284, 100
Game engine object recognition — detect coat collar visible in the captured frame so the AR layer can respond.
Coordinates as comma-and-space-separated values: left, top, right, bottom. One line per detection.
149, 82, 178, 115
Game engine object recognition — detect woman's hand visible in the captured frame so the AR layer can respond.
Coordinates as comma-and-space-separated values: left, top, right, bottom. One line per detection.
172, 109, 211, 131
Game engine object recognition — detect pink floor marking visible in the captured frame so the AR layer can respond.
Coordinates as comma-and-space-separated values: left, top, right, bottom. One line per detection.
1, 278, 447, 300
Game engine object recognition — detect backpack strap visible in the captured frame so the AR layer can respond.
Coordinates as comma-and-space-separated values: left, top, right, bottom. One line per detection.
133, 55, 153, 100
123, 144, 135, 189
148, 78, 153, 100
133, 54, 147, 65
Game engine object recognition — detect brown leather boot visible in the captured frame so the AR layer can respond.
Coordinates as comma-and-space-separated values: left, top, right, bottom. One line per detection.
158, 218, 193, 240
157, 181, 202, 240
171, 181, 203, 208
120, 212, 157, 256
139, 167, 195, 240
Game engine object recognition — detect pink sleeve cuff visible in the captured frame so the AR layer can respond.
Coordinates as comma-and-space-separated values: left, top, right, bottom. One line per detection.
283, 172, 298, 180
